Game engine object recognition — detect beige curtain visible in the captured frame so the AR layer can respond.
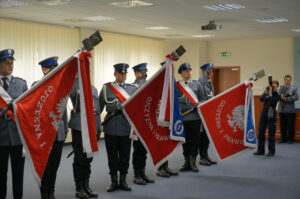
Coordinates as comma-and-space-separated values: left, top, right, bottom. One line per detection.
93, 32, 166, 91
0, 19, 80, 87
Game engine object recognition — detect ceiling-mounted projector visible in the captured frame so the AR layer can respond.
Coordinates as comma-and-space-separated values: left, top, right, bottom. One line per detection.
201, 21, 222, 31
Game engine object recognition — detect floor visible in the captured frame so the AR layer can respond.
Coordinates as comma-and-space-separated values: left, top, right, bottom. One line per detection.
6, 140, 300, 199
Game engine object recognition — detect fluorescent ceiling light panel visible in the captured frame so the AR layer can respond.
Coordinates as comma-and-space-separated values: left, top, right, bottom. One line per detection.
110, 0, 153, 8
145, 26, 169, 30
192, 35, 214, 38
0, 0, 29, 7
82, 16, 115, 21
256, 18, 288, 23
203, 4, 245, 11
38, 0, 71, 6
291, 29, 300, 32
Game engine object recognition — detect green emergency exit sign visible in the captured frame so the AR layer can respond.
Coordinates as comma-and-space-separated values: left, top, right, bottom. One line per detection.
220, 51, 231, 56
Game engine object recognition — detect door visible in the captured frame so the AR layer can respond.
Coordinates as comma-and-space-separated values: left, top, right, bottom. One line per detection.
212, 66, 240, 95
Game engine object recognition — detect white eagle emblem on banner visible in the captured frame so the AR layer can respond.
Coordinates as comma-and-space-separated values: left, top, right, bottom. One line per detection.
49, 96, 68, 131
227, 105, 245, 132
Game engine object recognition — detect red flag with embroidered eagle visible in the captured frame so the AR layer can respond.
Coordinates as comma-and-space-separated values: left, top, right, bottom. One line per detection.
122, 57, 185, 167
198, 82, 250, 161
12, 52, 98, 185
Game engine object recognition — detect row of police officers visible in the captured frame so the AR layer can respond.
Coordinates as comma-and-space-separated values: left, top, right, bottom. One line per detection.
0, 48, 217, 199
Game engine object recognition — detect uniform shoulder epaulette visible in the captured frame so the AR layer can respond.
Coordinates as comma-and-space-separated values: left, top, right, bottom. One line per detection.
127, 83, 138, 88
15, 77, 26, 83
104, 82, 112, 85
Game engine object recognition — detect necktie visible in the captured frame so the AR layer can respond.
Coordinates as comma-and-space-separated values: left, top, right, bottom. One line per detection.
2, 77, 8, 91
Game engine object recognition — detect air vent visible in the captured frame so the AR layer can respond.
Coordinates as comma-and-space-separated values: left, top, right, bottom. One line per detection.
110, 0, 153, 8
0, 0, 29, 8
203, 4, 245, 11
256, 18, 288, 23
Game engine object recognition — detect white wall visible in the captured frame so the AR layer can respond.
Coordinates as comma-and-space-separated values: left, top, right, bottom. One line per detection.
208, 37, 294, 94
166, 37, 294, 95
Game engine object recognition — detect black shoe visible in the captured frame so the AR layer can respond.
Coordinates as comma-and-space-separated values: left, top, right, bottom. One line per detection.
133, 169, 146, 185
180, 156, 191, 172
119, 173, 132, 191
156, 167, 170, 178
140, 168, 155, 183
278, 140, 286, 143
287, 140, 293, 144
253, 151, 264, 155
40, 191, 49, 199
199, 159, 212, 166
75, 179, 89, 199
107, 173, 118, 192
164, 161, 179, 176
48, 190, 55, 199
75, 191, 89, 199
267, 152, 275, 157
190, 155, 199, 172
204, 152, 217, 165
83, 178, 98, 198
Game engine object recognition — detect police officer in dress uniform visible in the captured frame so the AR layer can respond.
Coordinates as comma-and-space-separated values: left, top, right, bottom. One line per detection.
198, 63, 217, 166
0, 49, 28, 199
131, 63, 155, 185
69, 78, 100, 199
156, 61, 179, 178
32, 57, 68, 199
254, 80, 280, 156
99, 63, 137, 192
278, 75, 299, 144
177, 63, 206, 172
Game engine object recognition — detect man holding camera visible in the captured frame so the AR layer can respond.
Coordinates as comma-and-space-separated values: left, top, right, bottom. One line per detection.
278, 75, 299, 144
254, 79, 280, 156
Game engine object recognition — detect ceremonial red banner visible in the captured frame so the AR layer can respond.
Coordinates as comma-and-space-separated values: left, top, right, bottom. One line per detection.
14, 54, 79, 184
123, 67, 179, 166
198, 82, 248, 161
78, 52, 99, 155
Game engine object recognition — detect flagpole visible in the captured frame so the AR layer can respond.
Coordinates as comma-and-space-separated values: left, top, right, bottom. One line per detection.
14, 51, 82, 104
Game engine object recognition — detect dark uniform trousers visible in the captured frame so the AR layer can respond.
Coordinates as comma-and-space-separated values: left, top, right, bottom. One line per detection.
40, 140, 64, 193
104, 134, 131, 175
71, 130, 93, 180
199, 128, 210, 155
279, 113, 296, 142
132, 139, 147, 169
182, 120, 201, 157
258, 109, 277, 153
0, 145, 24, 199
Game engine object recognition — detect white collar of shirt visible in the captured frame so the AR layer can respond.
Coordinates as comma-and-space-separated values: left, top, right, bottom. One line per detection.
0, 74, 12, 85
115, 81, 124, 86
